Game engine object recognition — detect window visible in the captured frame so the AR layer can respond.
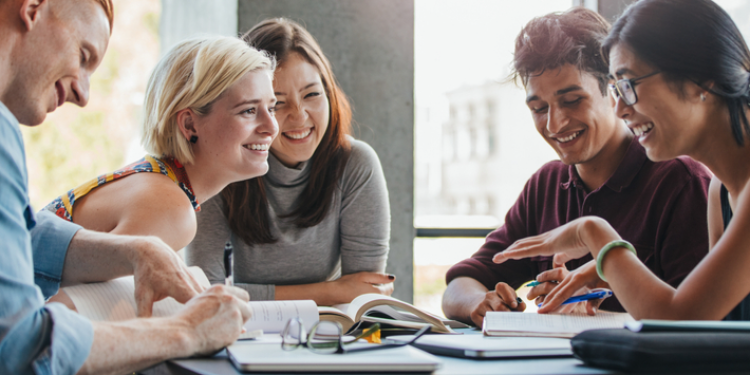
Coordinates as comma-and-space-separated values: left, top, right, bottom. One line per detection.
414, 0, 571, 316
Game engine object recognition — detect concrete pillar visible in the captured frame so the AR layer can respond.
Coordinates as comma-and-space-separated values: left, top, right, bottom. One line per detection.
239, 0, 415, 302
598, 0, 637, 23
159, 0, 238, 55
572, 0, 636, 23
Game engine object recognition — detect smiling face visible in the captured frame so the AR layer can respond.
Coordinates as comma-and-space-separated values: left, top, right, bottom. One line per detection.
609, 44, 709, 161
189, 70, 278, 182
5, 0, 110, 125
270, 52, 330, 168
525, 64, 622, 166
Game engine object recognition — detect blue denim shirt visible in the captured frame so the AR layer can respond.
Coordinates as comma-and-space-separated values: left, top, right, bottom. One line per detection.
0, 101, 93, 374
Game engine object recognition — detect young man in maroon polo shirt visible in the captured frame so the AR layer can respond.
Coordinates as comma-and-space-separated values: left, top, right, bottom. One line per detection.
441, 7, 712, 327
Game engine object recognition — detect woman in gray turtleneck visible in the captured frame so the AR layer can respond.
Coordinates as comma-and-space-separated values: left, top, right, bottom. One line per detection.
185, 18, 392, 305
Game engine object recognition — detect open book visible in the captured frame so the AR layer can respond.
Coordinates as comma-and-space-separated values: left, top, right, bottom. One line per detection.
319, 294, 468, 334
483, 311, 634, 338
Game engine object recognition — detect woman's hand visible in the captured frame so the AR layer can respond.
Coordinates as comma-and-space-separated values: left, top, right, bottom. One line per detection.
493, 216, 619, 266
328, 272, 395, 304
531, 261, 609, 315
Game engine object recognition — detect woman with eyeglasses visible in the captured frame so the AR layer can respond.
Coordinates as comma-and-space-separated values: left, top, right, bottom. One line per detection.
494, 0, 750, 321
186, 19, 393, 306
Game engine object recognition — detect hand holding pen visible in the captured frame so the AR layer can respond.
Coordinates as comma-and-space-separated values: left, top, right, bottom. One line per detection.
528, 261, 610, 315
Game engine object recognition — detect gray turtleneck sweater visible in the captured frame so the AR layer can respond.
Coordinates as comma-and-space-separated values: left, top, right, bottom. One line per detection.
185, 138, 390, 300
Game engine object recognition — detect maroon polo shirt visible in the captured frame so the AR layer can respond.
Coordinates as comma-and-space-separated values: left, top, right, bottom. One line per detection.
446, 137, 711, 312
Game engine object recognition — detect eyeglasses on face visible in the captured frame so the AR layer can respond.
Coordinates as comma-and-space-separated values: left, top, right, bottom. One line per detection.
281, 318, 430, 355
608, 70, 661, 106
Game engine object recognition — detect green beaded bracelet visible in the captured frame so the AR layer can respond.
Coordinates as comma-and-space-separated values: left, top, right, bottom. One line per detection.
596, 240, 636, 282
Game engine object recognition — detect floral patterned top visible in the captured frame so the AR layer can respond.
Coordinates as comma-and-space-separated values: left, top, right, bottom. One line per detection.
44, 155, 200, 221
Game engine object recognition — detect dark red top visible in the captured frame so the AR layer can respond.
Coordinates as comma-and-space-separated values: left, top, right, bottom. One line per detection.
446, 138, 712, 312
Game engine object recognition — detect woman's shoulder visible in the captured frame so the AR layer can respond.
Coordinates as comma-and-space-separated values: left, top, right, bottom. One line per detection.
344, 137, 383, 172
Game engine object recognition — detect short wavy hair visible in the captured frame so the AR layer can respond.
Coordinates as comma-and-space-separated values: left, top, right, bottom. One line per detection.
141, 36, 276, 164
511, 7, 611, 95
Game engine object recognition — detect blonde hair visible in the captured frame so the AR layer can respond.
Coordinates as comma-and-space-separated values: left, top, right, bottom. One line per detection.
141, 36, 275, 164
92, 0, 114, 32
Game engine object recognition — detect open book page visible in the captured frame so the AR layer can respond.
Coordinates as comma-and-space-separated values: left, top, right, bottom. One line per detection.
484, 312, 634, 338
329, 294, 454, 333
244, 300, 319, 334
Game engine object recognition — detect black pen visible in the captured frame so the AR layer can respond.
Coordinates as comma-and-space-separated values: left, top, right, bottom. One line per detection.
224, 241, 234, 287
502, 297, 525, 311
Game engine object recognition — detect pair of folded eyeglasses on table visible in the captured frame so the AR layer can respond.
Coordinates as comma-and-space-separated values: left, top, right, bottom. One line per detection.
281, 318, 431, 355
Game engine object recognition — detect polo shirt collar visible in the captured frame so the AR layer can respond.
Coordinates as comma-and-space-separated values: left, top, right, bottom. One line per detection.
561, 137, 647, 193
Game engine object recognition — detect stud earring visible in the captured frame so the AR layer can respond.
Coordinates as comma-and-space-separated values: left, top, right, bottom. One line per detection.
190, 135, 198, 144
700, 93, 707, 101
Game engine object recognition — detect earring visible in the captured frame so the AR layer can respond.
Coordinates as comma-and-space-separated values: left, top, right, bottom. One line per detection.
190, 135, 198, 144
700, 93, 707, 102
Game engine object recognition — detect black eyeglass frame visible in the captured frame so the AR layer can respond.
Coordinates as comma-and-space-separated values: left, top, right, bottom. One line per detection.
609, 70, 661, 106
281, 318, 431, 355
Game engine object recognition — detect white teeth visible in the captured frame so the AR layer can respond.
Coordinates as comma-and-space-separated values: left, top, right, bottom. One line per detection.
556, 131, 581, 143
284, 128, 312, 140
244, 143, 269, 151
632, 122, 654, 137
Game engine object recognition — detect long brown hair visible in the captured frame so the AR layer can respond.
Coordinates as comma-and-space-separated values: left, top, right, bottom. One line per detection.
222, 18, 353, 245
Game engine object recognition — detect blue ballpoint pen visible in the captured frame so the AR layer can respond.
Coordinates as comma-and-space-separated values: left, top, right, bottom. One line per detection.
537, 289, 613, 308
223, 241, 234, 287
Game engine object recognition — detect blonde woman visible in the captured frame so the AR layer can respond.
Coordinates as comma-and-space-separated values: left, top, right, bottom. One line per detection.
44, 36, 278, 253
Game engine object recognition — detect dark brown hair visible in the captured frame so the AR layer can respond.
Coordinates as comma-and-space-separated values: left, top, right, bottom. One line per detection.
511, 7, 611, 95
222, 18, 352, 245
603, 0, 750, 146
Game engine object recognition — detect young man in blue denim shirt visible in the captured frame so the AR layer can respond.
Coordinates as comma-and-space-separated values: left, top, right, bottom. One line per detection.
0, 1, 253, 374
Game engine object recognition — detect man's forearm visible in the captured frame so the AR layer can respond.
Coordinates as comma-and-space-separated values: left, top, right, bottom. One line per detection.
61, 229, 141, 286
78, 318, 193, 375
442, 277, 488, 323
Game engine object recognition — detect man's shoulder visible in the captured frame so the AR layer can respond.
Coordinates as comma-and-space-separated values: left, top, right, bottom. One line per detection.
0, 102, 22, 147
527, 159, 570, 184
646, 156, 712, 183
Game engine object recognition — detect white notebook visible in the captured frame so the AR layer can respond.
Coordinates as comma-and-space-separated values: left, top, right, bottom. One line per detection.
227, 339, 441, 372
483, 312, 634, 338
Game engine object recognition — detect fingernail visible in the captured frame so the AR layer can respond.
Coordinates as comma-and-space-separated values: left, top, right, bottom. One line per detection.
592, 307, 597, 314
517, 297, 523, 305
388, 274, 395, 280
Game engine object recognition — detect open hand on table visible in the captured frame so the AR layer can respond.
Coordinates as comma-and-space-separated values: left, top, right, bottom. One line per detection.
329, 271, 395, 304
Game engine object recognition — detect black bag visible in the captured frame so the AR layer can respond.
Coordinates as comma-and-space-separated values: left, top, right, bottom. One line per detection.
571, 328, 750, 373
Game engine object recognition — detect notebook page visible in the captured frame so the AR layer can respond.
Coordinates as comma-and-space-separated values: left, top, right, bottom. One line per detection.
484, 312, 634, 336
64, 275, 184, 321
244, 300, 319, 334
